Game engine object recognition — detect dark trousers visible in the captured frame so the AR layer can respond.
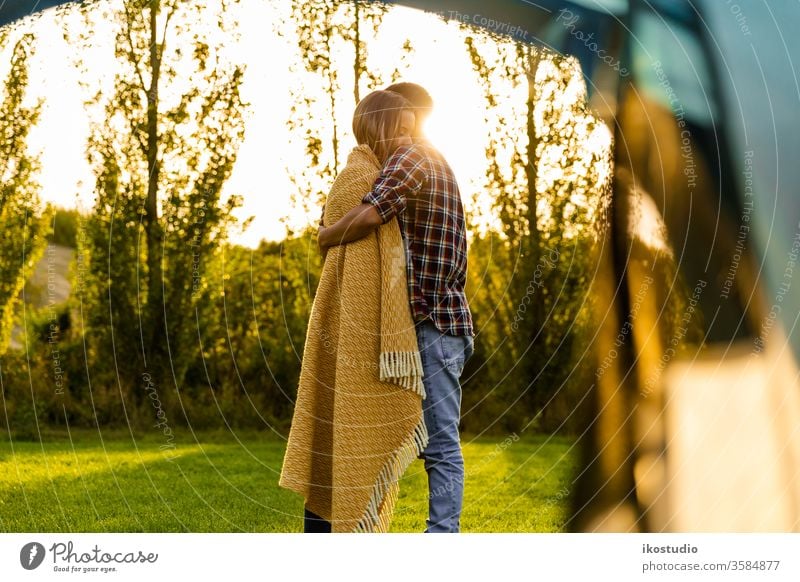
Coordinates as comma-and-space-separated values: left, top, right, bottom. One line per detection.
303, 506, 331, 533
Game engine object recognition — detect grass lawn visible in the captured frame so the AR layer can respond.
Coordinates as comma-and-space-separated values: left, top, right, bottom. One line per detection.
0, 428, 576, 532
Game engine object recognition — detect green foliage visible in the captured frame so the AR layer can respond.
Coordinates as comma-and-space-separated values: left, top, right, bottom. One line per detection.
66, 0, 246, 427
47, 207, 81, 248
1, 5, 616, 439
0, 33, 49, 355
0, 342, 91, 441
180, 228, 322, 430
461, 38, 612, 435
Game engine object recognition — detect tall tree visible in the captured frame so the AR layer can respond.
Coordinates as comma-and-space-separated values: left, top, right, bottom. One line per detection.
463, 32, 538, 429
463, 32, 612, 432
518, 53, 613, 428
0, 33, 49, 355
67, 0, 246, 423
283, 0, 389, 233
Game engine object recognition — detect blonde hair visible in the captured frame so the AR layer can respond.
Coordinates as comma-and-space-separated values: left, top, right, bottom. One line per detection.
352, 90, 412, 164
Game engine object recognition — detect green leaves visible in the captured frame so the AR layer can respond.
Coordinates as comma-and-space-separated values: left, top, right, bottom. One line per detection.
0, 33, 48, 356
68, 0, 247, 425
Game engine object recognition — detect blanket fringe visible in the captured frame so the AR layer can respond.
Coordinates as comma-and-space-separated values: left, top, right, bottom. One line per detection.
379, 351, 426, 398
352, 414, 429, 533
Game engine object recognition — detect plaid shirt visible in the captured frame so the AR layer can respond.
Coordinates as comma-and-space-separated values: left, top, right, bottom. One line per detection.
362, 140, 474, 337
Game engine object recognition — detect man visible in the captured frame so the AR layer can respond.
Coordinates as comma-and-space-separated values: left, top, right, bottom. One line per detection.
317, 82, 475, 533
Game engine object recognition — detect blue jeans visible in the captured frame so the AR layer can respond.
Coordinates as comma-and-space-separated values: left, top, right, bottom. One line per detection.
415, 319, 475, 533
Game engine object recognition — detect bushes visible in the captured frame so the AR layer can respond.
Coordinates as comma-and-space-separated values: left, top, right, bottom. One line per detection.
48, 208, 81, 248
3, 221, 604, 437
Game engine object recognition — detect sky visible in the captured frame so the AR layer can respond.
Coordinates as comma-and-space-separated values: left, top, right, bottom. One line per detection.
1, 0, 506, 248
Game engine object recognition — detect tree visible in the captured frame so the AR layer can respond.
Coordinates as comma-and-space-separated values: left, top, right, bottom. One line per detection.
283, 0, 390, 233
525, 54, 612, 430
462, 31, 612, 433
0, 32, 49, 355
66, 0, 246, 425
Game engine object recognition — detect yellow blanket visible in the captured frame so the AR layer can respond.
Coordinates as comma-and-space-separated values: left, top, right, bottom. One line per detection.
279, 144, 428, 532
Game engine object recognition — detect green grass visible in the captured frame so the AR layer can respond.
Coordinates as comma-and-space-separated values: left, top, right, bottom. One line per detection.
0, 428, 576, 532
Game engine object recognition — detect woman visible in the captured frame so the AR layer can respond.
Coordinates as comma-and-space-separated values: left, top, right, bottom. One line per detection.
278, 90, 428, 533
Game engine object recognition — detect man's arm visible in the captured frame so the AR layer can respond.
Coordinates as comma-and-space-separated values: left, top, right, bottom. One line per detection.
318, 203, 382, 250
318, 145, 427, 250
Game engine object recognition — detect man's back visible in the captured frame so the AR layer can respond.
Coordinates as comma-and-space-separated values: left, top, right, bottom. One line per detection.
362, 140, 473, 337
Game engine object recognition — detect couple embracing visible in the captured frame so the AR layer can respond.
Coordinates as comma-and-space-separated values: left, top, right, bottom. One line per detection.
279, 83, 474, 533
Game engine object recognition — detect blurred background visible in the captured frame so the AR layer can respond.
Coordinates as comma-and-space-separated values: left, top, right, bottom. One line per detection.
0, 0, 798, 532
